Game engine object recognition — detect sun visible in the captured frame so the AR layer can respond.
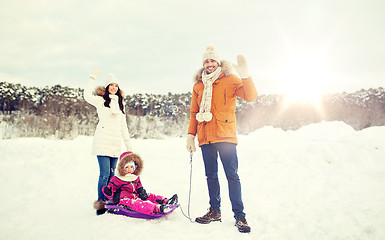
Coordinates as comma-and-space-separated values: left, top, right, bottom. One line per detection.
273, 52, 333, 104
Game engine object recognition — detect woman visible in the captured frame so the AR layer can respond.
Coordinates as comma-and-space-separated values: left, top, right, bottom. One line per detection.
84, 67, 132, 215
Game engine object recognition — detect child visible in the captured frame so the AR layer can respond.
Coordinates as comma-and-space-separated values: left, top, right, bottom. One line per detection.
101, 151, 178, 215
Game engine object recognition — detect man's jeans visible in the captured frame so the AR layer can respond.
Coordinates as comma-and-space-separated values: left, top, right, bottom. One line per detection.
201, 142, 246, 219
97, 155, 118, 201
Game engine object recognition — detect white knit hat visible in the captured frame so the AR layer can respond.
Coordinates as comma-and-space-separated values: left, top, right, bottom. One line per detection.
105, 73, 120, 88
202, 45, 221, 65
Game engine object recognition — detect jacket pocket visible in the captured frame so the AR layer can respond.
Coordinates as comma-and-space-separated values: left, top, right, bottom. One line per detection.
215, 112, 236, 138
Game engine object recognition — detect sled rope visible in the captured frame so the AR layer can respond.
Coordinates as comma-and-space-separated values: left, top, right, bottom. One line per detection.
179, 152, 195, 223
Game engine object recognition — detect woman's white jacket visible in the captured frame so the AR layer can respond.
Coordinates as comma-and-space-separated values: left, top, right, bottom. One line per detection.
84, 78, 132, 157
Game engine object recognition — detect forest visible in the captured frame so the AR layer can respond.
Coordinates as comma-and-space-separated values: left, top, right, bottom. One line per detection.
1, 81, 384, 139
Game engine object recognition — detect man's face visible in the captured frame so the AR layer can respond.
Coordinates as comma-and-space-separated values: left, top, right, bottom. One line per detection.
203, 59, 219, 74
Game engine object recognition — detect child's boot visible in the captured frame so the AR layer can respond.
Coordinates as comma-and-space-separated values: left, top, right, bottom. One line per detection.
159, 204, 172, 214
166, 194, 178, 205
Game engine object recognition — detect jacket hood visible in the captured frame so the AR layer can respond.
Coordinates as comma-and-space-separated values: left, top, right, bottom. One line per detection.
117, 152, 144, 177
193, 60, 233, 83
94, 86, 124, 97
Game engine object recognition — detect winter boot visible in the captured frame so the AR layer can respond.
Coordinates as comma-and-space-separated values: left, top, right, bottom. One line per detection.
159, 204, 172, 214
96, 208, 107, 215
93, 200, 107, 216
165, 194, 178, 205
195, 206, 221, 224
235, 218, 251, 233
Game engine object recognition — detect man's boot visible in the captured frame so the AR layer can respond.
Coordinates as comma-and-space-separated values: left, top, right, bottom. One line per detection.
195, 206, 221, 224
235, 218, 251, 233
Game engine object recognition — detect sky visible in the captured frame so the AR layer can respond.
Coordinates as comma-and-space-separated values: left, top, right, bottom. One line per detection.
0, 0, 384, 98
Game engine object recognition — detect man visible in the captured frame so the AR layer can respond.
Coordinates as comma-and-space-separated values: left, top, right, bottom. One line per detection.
186, 45, 257, 233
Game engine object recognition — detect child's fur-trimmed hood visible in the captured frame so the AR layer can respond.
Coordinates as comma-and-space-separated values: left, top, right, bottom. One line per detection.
192, 60, 233, 83
117, 152, 144, 177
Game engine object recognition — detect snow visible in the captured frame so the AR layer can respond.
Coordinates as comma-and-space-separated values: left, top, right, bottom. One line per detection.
1, 121, 385, 240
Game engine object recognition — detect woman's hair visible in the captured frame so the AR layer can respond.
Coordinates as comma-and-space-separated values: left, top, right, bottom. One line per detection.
103, 85, 125, 114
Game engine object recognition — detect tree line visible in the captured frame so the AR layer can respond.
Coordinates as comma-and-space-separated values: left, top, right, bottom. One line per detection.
1, 81, 384, 139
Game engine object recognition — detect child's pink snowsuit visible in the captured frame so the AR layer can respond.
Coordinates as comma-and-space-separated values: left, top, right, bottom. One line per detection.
103, 175, 166, 215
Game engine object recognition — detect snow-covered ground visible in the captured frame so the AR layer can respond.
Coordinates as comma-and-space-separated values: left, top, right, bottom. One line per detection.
1, 121, 385, 240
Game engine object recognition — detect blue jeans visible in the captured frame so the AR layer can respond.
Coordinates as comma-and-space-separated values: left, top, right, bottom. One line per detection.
201, 142, 245, 219
97, 155, 118, 201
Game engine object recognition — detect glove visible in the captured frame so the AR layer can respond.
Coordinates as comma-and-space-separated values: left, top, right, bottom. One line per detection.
90, 67, 102, 79
102, 186, 113, 199
232, 55, 250, 79
137, 187, 149, 201
186, 134, 196, 152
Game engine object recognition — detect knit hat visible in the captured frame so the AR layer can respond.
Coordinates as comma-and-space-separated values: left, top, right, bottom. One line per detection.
202, 45, 221, 65
105, 73, 120, 88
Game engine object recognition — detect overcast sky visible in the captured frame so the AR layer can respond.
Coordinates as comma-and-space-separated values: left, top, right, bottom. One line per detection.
1, 0, 384, 97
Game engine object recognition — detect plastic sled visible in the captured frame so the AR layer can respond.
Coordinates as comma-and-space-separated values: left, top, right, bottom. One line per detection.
105, 201, 179, 219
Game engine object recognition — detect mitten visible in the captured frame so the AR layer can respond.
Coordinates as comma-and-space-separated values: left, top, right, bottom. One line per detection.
90, 67, 102, 79
232, 55, 250, 79
137, 187, 149, 200
102, 186, 113, 199
186, 134, 196, 152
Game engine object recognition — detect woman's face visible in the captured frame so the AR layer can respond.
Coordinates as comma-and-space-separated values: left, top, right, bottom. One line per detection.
108, 83, 119, 95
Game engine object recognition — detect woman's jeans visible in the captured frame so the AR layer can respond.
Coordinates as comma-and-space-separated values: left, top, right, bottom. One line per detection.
201, 142, 246, 219
97, 155, 118, 201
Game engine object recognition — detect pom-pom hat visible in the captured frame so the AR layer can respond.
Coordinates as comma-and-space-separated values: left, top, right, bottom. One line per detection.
202, 45, 221, 65
105, 73, 120, 88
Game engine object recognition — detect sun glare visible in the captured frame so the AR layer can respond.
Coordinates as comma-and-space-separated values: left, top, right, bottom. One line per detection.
274, 53, 333, 104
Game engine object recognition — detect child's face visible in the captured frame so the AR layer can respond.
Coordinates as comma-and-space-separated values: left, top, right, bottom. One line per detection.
123, 165, 135, 175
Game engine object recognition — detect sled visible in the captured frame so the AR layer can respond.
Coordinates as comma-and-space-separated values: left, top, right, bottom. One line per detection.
105, 201, 179, 219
